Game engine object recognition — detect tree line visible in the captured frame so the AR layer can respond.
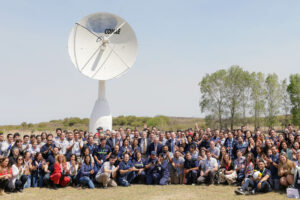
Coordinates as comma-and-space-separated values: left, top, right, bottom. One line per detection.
199, 65, 300, 130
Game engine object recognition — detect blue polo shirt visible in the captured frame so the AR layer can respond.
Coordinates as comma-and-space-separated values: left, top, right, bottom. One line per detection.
93, 145, 111, 164
119, 160, 133, 177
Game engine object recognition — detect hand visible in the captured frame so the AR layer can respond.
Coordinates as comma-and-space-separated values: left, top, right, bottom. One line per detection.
90, 170, 94, 174
257, 182, 262, 189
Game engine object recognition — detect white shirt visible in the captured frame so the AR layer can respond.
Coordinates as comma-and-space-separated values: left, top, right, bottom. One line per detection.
55, 139, 69, 155
96, 161, 115, 179
72, 140, 83, 156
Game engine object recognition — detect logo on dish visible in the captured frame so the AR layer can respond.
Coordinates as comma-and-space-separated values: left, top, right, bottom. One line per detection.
105, 28, 121, 34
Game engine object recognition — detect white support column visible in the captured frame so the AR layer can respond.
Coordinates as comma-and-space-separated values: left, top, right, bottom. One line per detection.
89, 80, 112, 133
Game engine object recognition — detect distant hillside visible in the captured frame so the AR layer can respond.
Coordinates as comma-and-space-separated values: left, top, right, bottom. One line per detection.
0, 116, 206, 134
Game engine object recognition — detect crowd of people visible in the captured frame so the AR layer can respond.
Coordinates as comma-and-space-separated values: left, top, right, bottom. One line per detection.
1, 124, 300, 196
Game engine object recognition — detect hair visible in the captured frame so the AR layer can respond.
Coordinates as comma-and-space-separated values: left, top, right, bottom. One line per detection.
245, 152, 254, 163
221, 153, 231, 167
34, 152, 43, 161
23, 135, 29, 139
56, 128, 62, 132
0, 157, 11, 174
55, 154, 66, 164
84, 155, 91, 164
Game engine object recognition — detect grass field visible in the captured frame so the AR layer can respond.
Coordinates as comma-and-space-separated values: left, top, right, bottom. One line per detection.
4, 185, 289, 200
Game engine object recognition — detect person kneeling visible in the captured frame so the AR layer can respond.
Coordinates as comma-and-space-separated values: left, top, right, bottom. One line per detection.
96, 155, 119, 188
118, 153, 135, 186
197, 150, 218, 185
235, 159, 272, 195
145, 152, 169, 185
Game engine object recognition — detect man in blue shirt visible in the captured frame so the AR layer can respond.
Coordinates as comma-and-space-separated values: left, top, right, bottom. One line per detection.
225, 132, 237, 159
145, 152, 169, 185
93, 138, 111, 173
266, 145, 280, 191
184, 152, 199, 184
118, 153, 135, 186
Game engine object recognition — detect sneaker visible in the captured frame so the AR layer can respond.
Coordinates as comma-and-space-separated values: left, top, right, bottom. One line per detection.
245, 189, 256, 195
235, 188, 245, 195
103, 186, 108, 189
18, 189, 23, 193
52, 185, 58, 190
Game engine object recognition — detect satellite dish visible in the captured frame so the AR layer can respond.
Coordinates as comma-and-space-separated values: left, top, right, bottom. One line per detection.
68, 12, 138, 132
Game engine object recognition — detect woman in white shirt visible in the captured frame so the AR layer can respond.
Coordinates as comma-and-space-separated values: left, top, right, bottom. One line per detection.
10, 155, 29, 192
66, 154, 79, 185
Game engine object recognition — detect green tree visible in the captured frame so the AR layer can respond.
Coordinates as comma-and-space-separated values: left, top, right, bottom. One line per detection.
250, 72, 266, 128
287, 74, 300, 127
281, 79, 291, 126
199, 69, 227, 129
265, 73, 282, 128
224, 66, 246, 130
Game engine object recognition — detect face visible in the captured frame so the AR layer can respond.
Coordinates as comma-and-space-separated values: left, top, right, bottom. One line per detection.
246, 154, 251, 161
258, 162, 265, 170
280, 155, 287, 163
1, 158, 9, 167
124, 154, 129, 162
175, 151, 180, 158
210, 141, 215, 149
109, 158, 116, 165
101, 139, 106, 146
85, 156, 91, 163
18, 156, 24, 164
71, 155, 75, 161
206, 152, 211, 159
114, 145, 119, 152
186, 153, 191, 160
47, 136, 53, 145
282, 142, 287, 149
224, 154, 229, 161
162, 146, 168, 152
271, 147, 277, 154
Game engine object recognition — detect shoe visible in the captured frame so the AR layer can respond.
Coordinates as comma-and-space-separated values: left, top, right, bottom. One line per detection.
52, 185, 58, 190
18, 189, 23, 193
103, 186, 108, 189
235, 188, 245, 195
245, 190, 256, 195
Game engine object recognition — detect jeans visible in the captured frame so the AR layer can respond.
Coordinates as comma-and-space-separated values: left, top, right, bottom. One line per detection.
118, 171, 135, 186
24, 175, 31, 188
43, 173, 51, 187
241, 178, 272, 193
79, 176, 95, 189
185, 170, 198, 184
15, 175, 28, 190
32, 175, 44, 187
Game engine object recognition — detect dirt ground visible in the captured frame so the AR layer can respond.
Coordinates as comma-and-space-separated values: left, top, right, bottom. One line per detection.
3, 185, 289, 200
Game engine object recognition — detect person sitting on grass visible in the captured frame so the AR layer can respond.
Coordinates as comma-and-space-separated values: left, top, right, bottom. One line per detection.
235, 159, 272, 195
218, 153, 237, 185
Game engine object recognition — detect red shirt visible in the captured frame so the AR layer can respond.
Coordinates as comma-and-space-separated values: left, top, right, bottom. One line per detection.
0, 167, 12, 176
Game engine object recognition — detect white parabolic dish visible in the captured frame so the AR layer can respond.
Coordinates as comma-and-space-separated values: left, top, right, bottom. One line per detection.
68, 12, 138, 80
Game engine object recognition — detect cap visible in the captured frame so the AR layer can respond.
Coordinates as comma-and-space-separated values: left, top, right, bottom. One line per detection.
151, 151, 157, 156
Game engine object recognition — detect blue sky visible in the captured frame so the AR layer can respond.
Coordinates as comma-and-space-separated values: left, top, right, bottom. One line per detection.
1, 0, 300, 125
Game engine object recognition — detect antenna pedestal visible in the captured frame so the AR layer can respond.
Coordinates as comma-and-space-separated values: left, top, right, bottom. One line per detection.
89, 80, 112, 133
